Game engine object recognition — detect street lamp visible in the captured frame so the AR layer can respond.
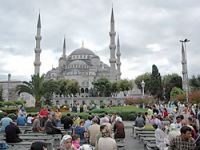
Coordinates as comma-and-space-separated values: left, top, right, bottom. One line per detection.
141, 80, 145, 99
180, 39, 190, 103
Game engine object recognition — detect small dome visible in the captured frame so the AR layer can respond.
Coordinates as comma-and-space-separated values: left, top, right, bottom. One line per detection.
70, 47, 95, 56
69, 60, 87, 65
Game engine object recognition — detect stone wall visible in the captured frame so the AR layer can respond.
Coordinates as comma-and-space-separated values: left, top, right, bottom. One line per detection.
53, 97, 124, 107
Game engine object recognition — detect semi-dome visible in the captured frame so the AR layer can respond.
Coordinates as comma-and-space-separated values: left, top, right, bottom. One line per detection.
70, 47, 95, 56
69, 60, 87, 65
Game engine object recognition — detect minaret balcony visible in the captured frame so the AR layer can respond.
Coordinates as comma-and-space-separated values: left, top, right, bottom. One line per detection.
34, 62, 41, 66
109, 32, 116, 36
109, 45, 116, 49
109, 58, 116, 63
35, 48, 41, 53
35, 36, 42, 40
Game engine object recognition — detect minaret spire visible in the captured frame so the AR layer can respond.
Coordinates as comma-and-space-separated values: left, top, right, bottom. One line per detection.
116, 35, 121, 80
109, 6, 117, 81
62, 37, 66, 58
34, 13, 42, 75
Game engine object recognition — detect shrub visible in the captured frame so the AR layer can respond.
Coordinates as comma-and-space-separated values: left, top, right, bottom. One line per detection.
3, 101, 15, 107
1, 107, 18, 114
189, 90, 200, 104
124, 97, 156, 105
91, 106, 147, 121
26, 107, 40, 112
0, 112, 4, 120
8, 113, 17, 120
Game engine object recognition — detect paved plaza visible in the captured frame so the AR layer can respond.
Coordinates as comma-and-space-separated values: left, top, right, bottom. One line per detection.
124, 121, 144, 150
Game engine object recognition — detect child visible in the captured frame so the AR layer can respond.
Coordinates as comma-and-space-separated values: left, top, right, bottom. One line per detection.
72, 134, 80, 150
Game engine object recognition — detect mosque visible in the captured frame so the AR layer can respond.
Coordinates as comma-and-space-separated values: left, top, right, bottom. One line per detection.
0, 8, 123, 104
34, 8, 122, 95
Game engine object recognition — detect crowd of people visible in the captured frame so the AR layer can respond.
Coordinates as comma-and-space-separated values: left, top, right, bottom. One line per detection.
0, 105, 126, 150
134, 102, 200, 150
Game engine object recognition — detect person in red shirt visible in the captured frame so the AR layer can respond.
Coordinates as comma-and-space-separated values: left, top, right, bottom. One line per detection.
39, 106, 49, 127
163, 108, 169, 118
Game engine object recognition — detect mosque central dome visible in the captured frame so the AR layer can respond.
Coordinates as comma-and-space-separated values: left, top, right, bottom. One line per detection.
70, 47, 95, 56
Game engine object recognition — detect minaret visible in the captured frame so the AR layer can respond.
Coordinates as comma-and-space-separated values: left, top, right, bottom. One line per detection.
59, 37, 67, 68
181, 42, 188, 92
109, 7, 117, 81
116, 35, 121, 80
62, 37, 66, 58
34, 13, 42, 75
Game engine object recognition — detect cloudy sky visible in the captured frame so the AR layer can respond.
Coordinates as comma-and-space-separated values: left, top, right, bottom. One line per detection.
0, 0, 200, 81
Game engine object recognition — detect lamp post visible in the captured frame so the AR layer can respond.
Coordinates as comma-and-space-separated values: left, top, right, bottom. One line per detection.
180, 39, 190, 103
141, 80, 145, 99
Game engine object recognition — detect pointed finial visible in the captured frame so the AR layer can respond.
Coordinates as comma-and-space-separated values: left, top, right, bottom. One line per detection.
37, 12, 41, 28
63, 36, 66, 49
111, 5, 114, 22
81, 41, 84, 48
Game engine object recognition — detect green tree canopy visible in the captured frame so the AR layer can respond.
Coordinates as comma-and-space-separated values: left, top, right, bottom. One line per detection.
135, 72, 151, 94
170, 87, 184, 101
189, 75, 200, 91
150, 64, 163, 99
162, 73, 182, 100
16, 74, 58, 107
92, 77, 111, 97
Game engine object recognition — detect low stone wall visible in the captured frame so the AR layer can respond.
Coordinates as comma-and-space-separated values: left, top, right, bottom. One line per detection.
53, 97, 124, 106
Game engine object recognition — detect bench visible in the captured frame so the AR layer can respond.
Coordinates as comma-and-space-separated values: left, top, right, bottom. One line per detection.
146, 142, 159, 150
18, 126, 32, 134
138, 134, 155, 140
8, 140, 53, 150
19, 135, 59, 149
116, 139, 126, 150
8, 141, 32, 150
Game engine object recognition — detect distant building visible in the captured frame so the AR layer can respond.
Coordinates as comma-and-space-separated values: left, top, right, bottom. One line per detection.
0, 74, 35, 107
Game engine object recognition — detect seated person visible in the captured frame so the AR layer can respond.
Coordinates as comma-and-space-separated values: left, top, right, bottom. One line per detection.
44, 114, 61, 134
0, 112, 12, 133
153, 124, 168, 150
31, 141, 47, 150
32, 115, 44, 132
5, 121, 22, 143
17, 114, 26, 126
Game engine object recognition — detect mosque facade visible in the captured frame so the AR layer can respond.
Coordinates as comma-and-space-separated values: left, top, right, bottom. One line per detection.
34, 8, 122, 95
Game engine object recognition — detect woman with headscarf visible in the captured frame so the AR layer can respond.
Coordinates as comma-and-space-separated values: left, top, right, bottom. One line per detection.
113, 117, 125, 140
59, 135, 76, 150
97, 128, 117, 150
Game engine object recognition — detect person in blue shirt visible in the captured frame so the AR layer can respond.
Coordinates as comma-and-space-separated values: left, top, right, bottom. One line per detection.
17, 114, 26, 126
74, 120, 86, 145
0, 112, 13, 133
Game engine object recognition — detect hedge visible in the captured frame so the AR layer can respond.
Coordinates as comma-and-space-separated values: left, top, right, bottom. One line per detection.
0, 106, 147, 121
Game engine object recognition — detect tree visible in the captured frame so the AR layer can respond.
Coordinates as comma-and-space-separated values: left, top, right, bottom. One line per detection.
92, 77, 111, 97
117, 79, 133, 96
134, 72, 151, 94
111, 82, 118, 96
189, 75, 200, 91
16, 74, 58, 107
170, 87, 184, 101
162, 73, 182, 100
150, 64, 163, 99
56, 79, 70, 96
67, 80, 80, 96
